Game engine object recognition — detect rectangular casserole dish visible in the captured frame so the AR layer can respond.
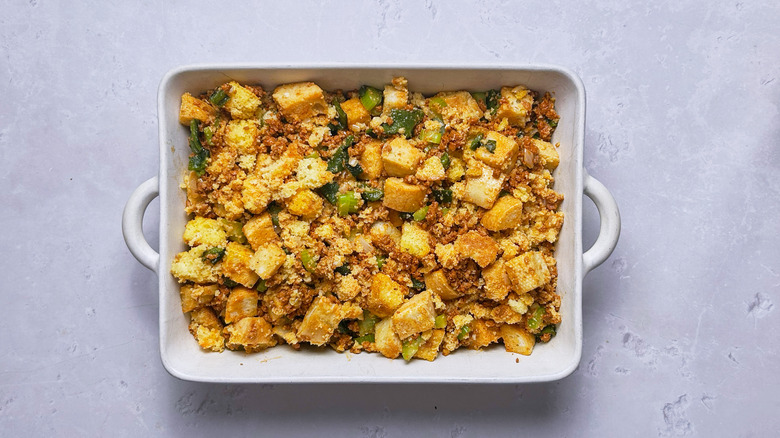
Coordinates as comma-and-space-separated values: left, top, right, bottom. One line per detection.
123, 64, 620, 383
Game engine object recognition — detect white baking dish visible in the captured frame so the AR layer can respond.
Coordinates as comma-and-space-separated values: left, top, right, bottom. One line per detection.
122, 64, 620, 383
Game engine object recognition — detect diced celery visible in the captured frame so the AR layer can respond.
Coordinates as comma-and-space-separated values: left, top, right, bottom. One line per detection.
412, 205, 429, 222
434, 314, 447, 329
301, 249, 317, 272
457, 325, 470, 341
209, 88, 229, 107
526, 306, 546, 330
359, 85, 383, 113
336, 191, 360, 216
358, 310, 379, 336
440, 152, 451, 169
402, 336, 423, 361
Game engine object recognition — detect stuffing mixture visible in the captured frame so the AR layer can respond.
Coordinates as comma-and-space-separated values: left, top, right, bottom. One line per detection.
170, 77, 564, 361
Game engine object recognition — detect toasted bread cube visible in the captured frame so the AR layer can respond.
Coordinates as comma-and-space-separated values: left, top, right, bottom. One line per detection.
336, 275, 361, 301
454, 231, 498, 268
369, 221, 402, 245
495, 85, 534, 126
225, 317, 276, 352
341, 97, 371, 130
435, 91, 482, 125
447, 157, 466, 182
382, 137, 423, 177
188, 307, 224, 352
481, 196, 524, 231
482, 259, 512, 301
392, 290, 436, 339
399, 222, 431, 258
248, 243, 287, 280
414, 329, 445, 361
223, 81, 261, 120
463, 163, 505, 209
180, 284, 218, 313
467, 319, 501, 349
367, 273, 405, 318
296, 295, 342, 346
504, 251, 551, 294
171, 244, 222, 284
500, 324, 536, 355
222, 242, 260, 287
295, 157, 335, 189
272, 82, 327, 122
224, 120, 259, 155
424, 269, 460, 300
383, 178, 426, 212
241, 174, 272, 215
360, 140, 384, 180
224, 286, 259, 324
382, 77, 409, 115
242, 213, 278, 251
286, 189, 323, 220
476, 131, 519, 171
416, 156, 446, 181
179, 93, 216, 126
183, 217, 227, 248
374, 317, 402, 359
434, 243, 460, 269
532, 138, 560, 170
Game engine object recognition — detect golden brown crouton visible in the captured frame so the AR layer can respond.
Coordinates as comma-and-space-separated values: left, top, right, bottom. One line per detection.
224, 286, 259, 324
374, 317, 402, 359
482, 259, 512, 301
286, 190, 323, 220
414, 329, 445, 361
454, 231, 498, 268
532, 138, 560, 170
416, 156, 446, 181
383, 178, 426, 212
222, 242, 260, 288
179, 284, 218, 313
435, 91, 482, 126
367, 273, 405, 318
183, 217, 227, 248
224, 81, 262, 120
360, 140, 384, 180
500, 324, 535, 355
399, 222, 431, 258
466, 319, 501, 349
392, 290, 436, 339
272, 82, 327, 122
381, 137, 423, 177
481, 196, 524, 231
296, 295, 342, 346
495, 85, 533, 126
248, 243, 287, 280
242, 213, 278, 251
504, 251, 551, 294
225, 317, 277, 352
462, 163, 505, 209
475, 131, 519, 171
188, 307, 224, 352
424, 269, 460, 300
171, 244, 222, 284
340, 97, 371, 131
179, 93, 216, 126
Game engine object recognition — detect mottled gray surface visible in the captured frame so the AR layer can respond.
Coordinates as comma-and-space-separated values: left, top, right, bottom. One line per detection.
1, 0, 779, 436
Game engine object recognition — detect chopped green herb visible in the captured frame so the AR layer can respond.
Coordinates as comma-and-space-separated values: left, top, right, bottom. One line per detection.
301, 249, 317, 272
326, 135, 355, 173
338, 320, 356, 336
419, 128, 443, 144
399, 212, 414, 221
457, 325, 471, 341
484, 139, 497, 153
203, 126, 214, 146
209, 88, 229, 107
316, 181, 339, 205
485, 89, 500, 111
187, 119, 209, 175
411, 276, 426, 291
434, 314, 447, 329
255, 279, 267, 293
468, 133, 484, 150
267, 202, 282, 227
548, 118, 558, 128
432, 189, 452, 204
219, 219, 247, 244
223, 277, 239, 288
335, 263, 351, 275
201, 247, 225, 264
412, 205, 429, 222
440, 152, 451, 170
354, 334, 375, 344
381, 108, 424, 138
346, 161, 363, 179
358, 310, 379, 336
471, 91, 486, 103
526, 306, 546, 330
336, 191, 360, 216
358, 85, 383, 113
328, 100, 348, 133
376, 255, 387, 270
361, 187, 384, 202
402, 336, 424, 361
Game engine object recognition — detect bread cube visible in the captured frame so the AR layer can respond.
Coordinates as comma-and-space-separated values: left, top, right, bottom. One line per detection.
188, 307, 224, 352
434, 243, 460, 269
476, 131, 519, 171
500, 324, 536, 356
532, 138, 560, 170
504, 251, 551, 294
416, 156, 446, 181
295, 157, 335, 189
374, 317, 402, 359
382, 77, 409, 115
369, 221, 402, 245
272, 82, 327, 122
392, 290, 436, 339
434, 91, 482, 125
225, 317, 276, 352
183, 217, 227, 248
482, 259, 512, 301
179, 93, 216, 126
446, 156, 466, 182
414, 329, 445, 361
481, 196, 524, 231
424, 269, 460, 300
381, 137, 423, 177
336, 275, 361, 301
242, 213, 278, 251
454, 231, 498, 268
248, 243, 287, 280
383, 178, 426, 212
399, 222, 431, 258
494, 85, 534, 126
367, 273, 405, 318
241, 174, 272, 214
224, 120, 259, 155
462, 162, 505, 209
360, 140, 384, 180
341, 97, 371, 130
296, 295, 342, 346
224, 286, 259, 324
222, 242, 260, 287
286, 189, 323, 220
180, 284, 218, 313
224, 81, 261, 120
171, 244, 222, 284
467, 319, 501, 349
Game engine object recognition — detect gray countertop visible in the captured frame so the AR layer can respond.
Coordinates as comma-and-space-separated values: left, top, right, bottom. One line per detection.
2, 1, 778, 436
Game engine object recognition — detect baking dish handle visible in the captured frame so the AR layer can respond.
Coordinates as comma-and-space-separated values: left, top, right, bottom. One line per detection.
122, 176, 160, 272
582, 170, 620, 275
